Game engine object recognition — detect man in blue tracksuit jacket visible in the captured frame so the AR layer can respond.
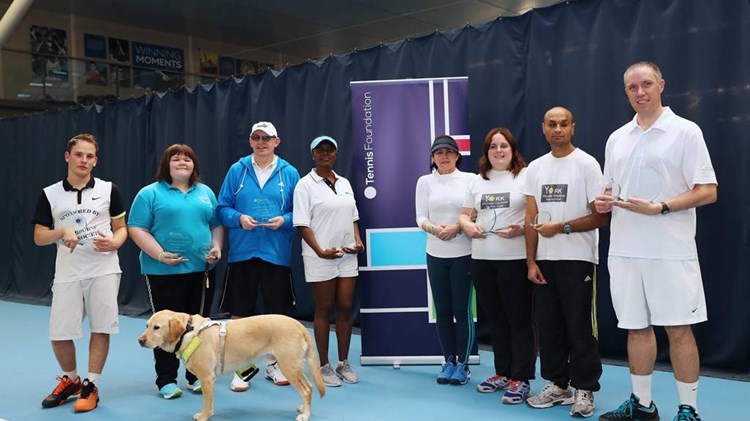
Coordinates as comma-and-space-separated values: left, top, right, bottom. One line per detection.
217, 121, 300, 391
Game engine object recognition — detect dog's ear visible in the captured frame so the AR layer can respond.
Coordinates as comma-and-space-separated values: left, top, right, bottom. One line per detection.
167, 315, 186, 345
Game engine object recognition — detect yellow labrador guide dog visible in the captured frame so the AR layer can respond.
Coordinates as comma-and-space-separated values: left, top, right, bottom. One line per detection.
138, 310, 325, 421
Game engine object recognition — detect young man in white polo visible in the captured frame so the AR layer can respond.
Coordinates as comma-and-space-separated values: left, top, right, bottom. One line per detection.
32, 133, 128, 413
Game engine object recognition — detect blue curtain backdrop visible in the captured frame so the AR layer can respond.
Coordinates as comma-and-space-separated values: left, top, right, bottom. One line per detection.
1, 0, 748, 375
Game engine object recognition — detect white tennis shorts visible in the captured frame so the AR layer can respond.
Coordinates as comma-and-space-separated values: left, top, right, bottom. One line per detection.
608, 256, 707, 329
303, 254, 359, 283
49, 274, 121, 340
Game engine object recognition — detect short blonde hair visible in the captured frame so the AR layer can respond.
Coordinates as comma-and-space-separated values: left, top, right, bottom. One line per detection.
623, 61, 662, 84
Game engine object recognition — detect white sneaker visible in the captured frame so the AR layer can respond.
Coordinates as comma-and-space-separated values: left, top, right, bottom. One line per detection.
526, 381, 575, 408
320, 363, 341, 387
265, 362, 290, 386
570, 389, 595, 418
230, 372, 249, 392
335, 360, 360, 384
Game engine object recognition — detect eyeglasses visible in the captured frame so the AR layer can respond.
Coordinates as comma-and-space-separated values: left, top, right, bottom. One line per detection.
250, 135, 276, 141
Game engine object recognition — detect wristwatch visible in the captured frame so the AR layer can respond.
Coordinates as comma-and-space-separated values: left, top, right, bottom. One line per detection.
660, 202, 671, 215
563, 222, 573, 234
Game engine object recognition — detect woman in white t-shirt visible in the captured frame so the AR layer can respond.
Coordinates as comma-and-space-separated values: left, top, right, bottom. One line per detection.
415, 135, 476, 385
293, 136, 364, 388
458, 128, 535, 404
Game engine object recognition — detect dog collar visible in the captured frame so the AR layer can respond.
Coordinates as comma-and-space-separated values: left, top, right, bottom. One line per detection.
173, 316, 194, 354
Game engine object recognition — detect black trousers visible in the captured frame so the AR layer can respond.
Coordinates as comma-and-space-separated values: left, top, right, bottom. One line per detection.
146, 269, 215, 389
220, 257, 294, 317
472, 259, 536, 381
426, 254, 475, 363
535, 260, 602, 391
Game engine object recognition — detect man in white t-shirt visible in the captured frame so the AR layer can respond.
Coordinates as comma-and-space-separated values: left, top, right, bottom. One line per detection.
596, 62, 717, 421
521, 106, 609, 418
32, 134, 128, 413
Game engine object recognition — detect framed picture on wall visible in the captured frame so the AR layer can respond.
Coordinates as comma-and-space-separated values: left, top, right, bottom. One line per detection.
30, 25, 68, 82
219, 56, 235, 76
108, 38, 131, 87
84, 34, 107, 59
199, 50, 218, 75
236, 58, 274, 75
85, 62, 108, 85
108, 37, 130, 63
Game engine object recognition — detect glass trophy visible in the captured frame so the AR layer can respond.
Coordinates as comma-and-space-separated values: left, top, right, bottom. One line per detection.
626, 166, 662, 202
534, 211, 552, 226
476, 209, 505, 233
199, 243, 213, 261
603, 178, 622, 201
341, 231, 356, 249
162, 229, 192, 256
329, 231, 355, 250
251, 197, 280, 224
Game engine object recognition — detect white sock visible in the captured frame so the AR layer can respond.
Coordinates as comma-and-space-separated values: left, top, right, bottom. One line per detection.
87, 373, 101, 386
64, 370, 79, 381
676, 380, 699, 410
631, 374, 653, 407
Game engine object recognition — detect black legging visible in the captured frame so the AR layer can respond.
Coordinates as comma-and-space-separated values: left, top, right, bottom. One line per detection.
425, 253, 476, 363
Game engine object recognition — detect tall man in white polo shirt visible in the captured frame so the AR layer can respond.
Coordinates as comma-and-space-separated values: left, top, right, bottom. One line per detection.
596, 62, 717, 421
32, 133, 128, 413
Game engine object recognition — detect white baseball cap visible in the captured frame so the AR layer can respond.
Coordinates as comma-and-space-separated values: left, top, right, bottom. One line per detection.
250, 121, 278, 137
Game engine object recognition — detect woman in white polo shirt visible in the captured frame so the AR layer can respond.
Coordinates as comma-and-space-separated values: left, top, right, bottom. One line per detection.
293, 136, 364, 387
415, 135, 476, 386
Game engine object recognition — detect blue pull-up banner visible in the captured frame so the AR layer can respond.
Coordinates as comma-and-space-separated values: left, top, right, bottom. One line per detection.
350, 77, 479, 365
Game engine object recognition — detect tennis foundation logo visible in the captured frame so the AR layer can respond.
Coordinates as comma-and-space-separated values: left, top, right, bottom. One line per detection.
362, 91, 377, 199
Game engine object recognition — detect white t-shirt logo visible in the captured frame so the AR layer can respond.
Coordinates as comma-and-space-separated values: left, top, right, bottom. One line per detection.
480, 193, 510, 209
540, 184, 568, 203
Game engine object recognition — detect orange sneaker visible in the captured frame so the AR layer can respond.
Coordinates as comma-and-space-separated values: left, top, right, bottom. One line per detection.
42, 375, 82, 408
73, 379, 99, 413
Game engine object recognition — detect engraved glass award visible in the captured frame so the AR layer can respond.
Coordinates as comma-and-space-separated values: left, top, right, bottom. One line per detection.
162, 229, 192, 255
534, 211, 552, 226
251, 197, 280, 224
476, 209, 506, 233
626, 166, 662, 202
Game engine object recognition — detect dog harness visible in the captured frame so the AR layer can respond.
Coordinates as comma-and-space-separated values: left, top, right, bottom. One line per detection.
178, 317, 229, 374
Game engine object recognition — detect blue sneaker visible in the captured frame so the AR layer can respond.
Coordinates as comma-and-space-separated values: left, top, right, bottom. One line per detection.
599, 393, 659, 420
449, 362, 470, 385
159, 383, 182, 399
437, 362, 456, 384
186, 380, 202, 393
674, 404, 701, 421
502, 380, 530, 404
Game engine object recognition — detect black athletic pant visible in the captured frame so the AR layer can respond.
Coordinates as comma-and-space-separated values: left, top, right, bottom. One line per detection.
472, 258, 536, 381
535, 260, 602, 391
426, 254, 475, 364
146, 269, 215, 389
220, 257, 294, 317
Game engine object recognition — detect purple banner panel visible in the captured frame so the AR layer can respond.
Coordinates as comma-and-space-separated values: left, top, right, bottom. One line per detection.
350, 78, 478, 365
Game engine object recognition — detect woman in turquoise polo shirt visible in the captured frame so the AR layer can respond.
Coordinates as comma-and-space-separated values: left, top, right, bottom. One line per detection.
128, 144, 224, 400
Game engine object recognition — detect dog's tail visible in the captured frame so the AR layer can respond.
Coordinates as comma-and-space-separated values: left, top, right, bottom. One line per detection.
303, 328, 326, 398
